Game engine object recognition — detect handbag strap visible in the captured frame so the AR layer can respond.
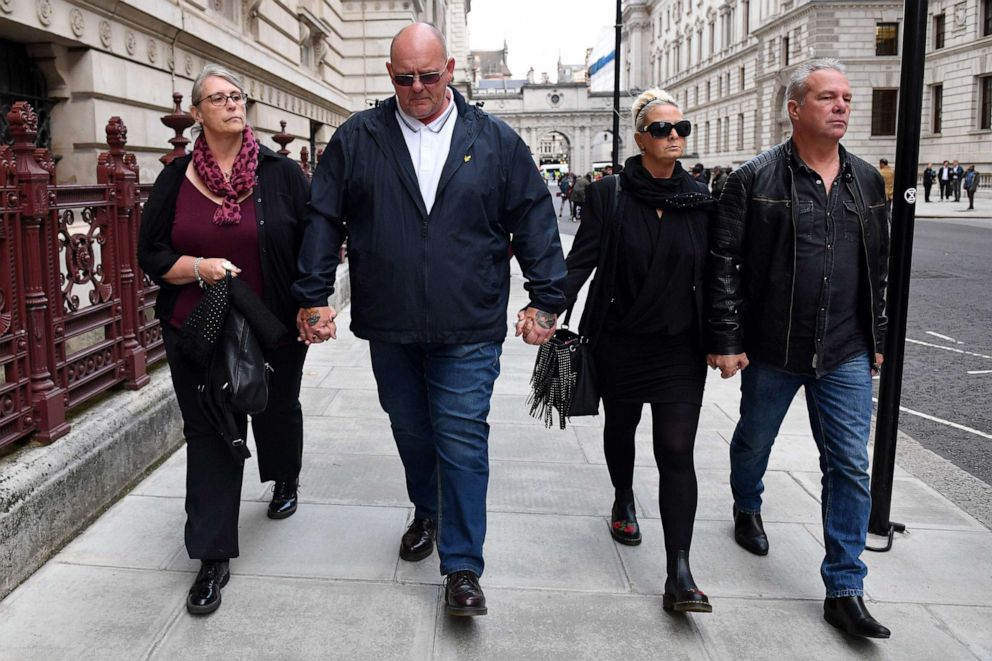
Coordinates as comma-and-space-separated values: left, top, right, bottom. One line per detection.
562, 174, 623, 328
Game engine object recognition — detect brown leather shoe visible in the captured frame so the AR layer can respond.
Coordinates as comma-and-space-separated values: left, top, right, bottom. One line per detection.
399, 517, 435, 561
445, 570, 487, 616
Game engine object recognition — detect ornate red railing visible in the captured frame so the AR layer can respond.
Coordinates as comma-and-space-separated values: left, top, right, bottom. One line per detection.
0, 97, 316, 449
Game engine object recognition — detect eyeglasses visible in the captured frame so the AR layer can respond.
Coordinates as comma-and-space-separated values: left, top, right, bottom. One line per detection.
392, 71, 445, 87
641, 120, 692, 138
195, 92, 249, 107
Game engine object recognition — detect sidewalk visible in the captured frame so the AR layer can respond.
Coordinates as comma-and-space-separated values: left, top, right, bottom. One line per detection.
1, 241, 990, 660
909, 190, 991, 220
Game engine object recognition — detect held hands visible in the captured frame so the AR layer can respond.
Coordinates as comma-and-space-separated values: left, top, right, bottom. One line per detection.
515, 307, 557, 345
296, 306, 337, 345
872, 353, 884, 376
706, 352, 749, 379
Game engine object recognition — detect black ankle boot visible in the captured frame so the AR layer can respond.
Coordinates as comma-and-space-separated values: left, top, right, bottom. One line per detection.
268, 480, 299, 519
663, 550, 712, 613
186, 559, 230, 615
610, 489, 641, 546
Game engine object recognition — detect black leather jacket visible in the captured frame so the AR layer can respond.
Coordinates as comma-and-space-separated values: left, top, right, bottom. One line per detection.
706, 141, 889, 374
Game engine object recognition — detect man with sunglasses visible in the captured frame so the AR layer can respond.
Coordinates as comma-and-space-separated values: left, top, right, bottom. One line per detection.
706, 58, 891, 639
292, 22, 566, 617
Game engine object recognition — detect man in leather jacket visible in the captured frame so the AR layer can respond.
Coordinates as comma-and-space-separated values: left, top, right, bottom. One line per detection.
706, 59, 890, 639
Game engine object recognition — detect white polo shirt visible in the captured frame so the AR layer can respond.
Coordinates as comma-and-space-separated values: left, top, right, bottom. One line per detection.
395, 93, 458, 214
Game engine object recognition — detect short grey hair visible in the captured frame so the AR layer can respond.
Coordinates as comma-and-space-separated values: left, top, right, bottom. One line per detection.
191, 64, 246, 105
786, 58, 846, 105
630, 88, 680, 132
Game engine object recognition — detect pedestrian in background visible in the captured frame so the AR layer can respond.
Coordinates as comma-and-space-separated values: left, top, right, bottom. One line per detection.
710, 164, 727, 198
964, 164, 979, 210
951, 159, 964, 202
571, 172, 591, 220
292, 23, 566, 618
939, 160, 951, 200
922, 162, 935, 203
558, 171, 573, 220
137, 64, 310, 616
878, 158, 894, 204
707, 58, 890, 639
563, 88, 714, 615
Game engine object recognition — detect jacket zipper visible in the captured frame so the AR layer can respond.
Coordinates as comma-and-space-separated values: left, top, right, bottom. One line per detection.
784, 167, 797, 368
850, 176, 879, 359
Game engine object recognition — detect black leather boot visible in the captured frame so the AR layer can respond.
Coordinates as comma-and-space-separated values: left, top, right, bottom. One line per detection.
268, 480, 299, 519
663, 550, 712, 613
186, 559, 230, 615
733, 505, 769, 556
610, 489, 642, 546
399, 517, 436, 561
445, 570, 487, 616
824, 596, 891, 638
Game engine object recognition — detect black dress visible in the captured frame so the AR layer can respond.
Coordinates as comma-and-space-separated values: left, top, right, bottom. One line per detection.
595, 197, 706, 404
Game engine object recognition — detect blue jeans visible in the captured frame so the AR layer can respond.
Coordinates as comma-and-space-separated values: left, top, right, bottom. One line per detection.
729, 353, 873, 597
369, 340, 502, 577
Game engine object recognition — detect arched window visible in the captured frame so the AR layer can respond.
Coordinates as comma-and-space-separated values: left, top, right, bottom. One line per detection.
0, 40, 52, 150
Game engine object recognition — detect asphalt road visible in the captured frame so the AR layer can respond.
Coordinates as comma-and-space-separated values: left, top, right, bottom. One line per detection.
890, 216, 992, 485
549, 184, 992, 485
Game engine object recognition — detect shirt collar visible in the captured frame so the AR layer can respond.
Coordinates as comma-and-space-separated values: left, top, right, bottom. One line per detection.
395, 91, 456, 134
788, 139, 851, 177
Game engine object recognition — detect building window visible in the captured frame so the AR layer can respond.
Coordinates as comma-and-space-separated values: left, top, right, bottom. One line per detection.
871, 89, 898, 135
706, 80, 711, 101
933, 13, 945, 49
705, 120, 710, 152
743, 0, 750, 35
737, 113, 745, 150
782, 35, 790, 66
687, 35, 693, 66
697, 29, 703, 62
675, 41, 682, 73
715, 117, 722, 152
709, 22, 716, 56
739, 65, 746, 90
694, 85, 699, 105
718, 75, 723, 97
724, 115, 730, 151
932, 84, 942, 133
876, 23, 898, 55
984, 0, 992, 36
981, 76, 992, 130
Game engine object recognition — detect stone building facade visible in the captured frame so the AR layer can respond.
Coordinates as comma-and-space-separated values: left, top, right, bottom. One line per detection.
0, 0, 469, 184
622, 0, 992, 173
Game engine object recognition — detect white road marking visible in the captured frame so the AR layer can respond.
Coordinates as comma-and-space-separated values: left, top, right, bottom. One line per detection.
906, 338, 992, 360
967, 370, 992, 375
925, 331, 964, 344
873, 398, 992, 440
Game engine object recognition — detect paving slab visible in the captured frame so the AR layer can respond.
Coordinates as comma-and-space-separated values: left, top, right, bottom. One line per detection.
633, 467, 823, 524
791, 472, 987, 531
927, 605, 992, 660
487, 460, 615, 515
435, 588, 708, 661
297, 386, 340, 416
294, 453, 411, 507
692, 597, 977, 661
488, 423, 587, 464
168, 502, 408, 582
321, 389, 390, 421
317, 364, 379, 390
857, 527, 992, 606
0, 563, 187, 661
301, 416, 398, 456
58, 495, 187, 571
151, 577, 438, 661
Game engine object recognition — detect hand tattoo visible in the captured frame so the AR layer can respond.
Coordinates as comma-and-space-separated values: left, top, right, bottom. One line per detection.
305, 308, 321, 326
535, 310, 555, 330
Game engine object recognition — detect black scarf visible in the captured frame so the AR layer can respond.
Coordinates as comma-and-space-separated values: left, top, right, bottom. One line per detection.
619, 156, 715, 211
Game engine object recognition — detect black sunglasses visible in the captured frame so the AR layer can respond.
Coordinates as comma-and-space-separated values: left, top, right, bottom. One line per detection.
392, 71, 444, 87
642, 120, 692, 138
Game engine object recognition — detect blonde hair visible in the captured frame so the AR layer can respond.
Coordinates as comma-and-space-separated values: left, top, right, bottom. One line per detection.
630, 88, 680, 132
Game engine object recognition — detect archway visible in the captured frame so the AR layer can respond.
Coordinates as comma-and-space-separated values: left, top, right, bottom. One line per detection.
537, 130, 571, 182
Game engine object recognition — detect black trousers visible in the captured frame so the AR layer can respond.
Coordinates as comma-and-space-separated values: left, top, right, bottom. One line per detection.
163, 324, 307, 560
924, 181, 932, 202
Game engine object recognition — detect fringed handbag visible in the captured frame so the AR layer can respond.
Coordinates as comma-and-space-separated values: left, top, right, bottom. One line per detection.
526, 311, 599, 429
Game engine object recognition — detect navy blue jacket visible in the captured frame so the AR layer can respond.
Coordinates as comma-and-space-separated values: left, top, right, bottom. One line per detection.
292, 88, 567, 343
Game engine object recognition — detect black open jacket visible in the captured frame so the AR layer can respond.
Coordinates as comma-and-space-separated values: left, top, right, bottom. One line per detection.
706, 141, 889, 375
563, 173, 710, 348
137, 145, 310, 333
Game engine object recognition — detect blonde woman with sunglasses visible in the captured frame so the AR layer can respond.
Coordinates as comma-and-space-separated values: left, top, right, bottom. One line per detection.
562, 88, 714, 614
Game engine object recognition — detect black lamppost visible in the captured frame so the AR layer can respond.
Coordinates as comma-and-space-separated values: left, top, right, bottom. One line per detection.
612, 0, 622, 170
867, 0, 929, 552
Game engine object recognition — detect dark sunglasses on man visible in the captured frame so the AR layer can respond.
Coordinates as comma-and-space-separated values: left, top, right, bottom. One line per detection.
641, 120, 692, 139
392, 71, 445, 87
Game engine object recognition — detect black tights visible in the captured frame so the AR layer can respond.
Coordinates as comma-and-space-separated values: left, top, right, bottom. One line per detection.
603, 399, 701, 576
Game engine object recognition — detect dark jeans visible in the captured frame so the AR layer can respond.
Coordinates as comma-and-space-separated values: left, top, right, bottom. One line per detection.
369, 340, 501, 577
967, 188, 976, 209
952, 179, 962, 202
729, 354, 873, 597
163, 324, 307, 560
940, 180, 949, 199
923, 182, 932, 202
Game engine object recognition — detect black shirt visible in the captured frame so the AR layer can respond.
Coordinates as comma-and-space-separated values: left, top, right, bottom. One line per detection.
787, 148, 870, 374
605, 197, 697, 336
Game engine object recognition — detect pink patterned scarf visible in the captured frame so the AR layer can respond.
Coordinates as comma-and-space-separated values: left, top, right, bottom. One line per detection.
192, 125, 260, 225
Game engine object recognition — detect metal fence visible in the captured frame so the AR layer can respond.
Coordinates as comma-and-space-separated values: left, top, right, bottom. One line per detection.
0, 98, 313, 449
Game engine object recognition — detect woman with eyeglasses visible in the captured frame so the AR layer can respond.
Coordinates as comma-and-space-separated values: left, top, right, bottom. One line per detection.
563, 88, 714, 613
138, 64, 310, 615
